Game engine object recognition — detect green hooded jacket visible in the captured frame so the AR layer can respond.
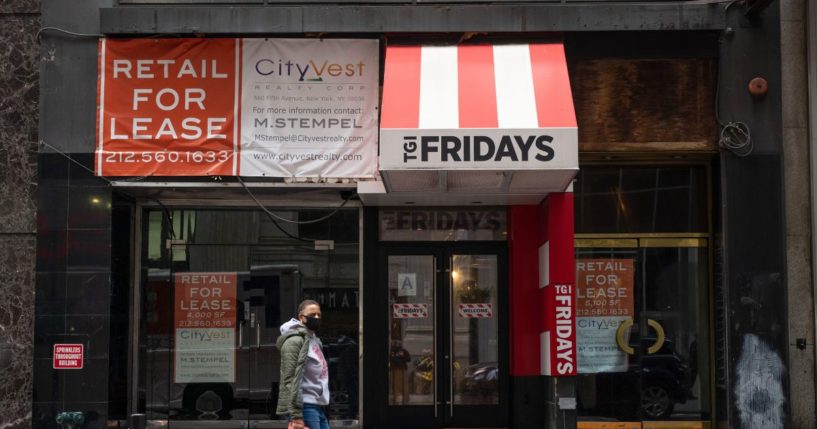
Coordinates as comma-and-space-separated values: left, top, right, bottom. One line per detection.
275, 321, 311, 419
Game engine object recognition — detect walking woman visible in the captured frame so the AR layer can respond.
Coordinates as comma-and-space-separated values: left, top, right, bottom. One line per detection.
276, 299, 330, 429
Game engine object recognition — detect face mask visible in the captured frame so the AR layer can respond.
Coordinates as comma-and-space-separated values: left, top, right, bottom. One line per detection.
303, 315, 321, 332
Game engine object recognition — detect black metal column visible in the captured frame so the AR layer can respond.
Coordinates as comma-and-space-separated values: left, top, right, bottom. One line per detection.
717, 2, 789, 427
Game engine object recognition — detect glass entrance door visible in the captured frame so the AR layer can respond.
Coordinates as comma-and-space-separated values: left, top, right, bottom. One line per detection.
573, 164, 712, 428
575, 237, 711, 427
377, 246, 508, 428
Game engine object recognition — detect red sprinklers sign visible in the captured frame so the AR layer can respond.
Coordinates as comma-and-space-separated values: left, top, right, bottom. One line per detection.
53, 344, 84, 369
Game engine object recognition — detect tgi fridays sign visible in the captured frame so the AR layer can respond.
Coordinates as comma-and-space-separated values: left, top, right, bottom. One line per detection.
96, 38, 379, 177
542, 283, 577, 376
379, 44, 578, 173
379, 208, 506, 241
385, 133, 569, 169
393, 303, 429, 319
174, 272, 237, 383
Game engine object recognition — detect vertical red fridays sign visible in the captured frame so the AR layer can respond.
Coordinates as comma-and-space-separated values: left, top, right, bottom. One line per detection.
539, 194, 576, 377
542, 283, 577, 376
174, 272, 238, 383
97, 38, 239, 176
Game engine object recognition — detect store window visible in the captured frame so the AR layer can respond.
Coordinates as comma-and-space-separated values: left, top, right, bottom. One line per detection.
574, 166, 712, 425
138, 208, 360, 426
575, 166, 707, 233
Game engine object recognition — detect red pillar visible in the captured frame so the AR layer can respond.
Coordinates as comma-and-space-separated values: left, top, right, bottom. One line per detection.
508, 205, 540, 376
508, 192, 575, 377
539, 193, 576, 376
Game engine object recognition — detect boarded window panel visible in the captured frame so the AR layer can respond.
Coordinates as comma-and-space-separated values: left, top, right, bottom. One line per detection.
570, 58, 717, 152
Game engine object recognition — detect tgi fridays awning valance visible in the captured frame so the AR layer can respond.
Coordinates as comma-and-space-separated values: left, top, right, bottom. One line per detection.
376, 43, 578, 205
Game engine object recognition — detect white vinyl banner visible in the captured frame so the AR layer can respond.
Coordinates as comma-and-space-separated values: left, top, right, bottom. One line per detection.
175, 328, 235, 383
576, 259, 635, 374
240, 39, 380, 178
174, 272, 238, 383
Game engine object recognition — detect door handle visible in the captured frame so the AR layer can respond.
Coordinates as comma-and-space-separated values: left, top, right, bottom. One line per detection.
238, 321, 244, 348
615, 319, 635, 355
615, 318, 666, 355
238, 301, 248, 347
433, 257, 438, 419
448, 258, 454, 417
249, 312, 260, 349
256, 315, 261, 349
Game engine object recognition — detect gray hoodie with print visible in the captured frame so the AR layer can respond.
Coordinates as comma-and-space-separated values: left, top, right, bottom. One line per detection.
275, 318, 330, 418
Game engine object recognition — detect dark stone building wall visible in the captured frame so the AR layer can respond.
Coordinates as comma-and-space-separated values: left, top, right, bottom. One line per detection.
34, 0, 117, 427
0, 1, 40, 428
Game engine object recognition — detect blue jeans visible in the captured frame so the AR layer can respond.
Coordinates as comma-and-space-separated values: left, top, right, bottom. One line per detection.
300, 404, 330, 429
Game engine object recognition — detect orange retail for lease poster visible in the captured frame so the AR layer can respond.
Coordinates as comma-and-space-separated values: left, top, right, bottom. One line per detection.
174, 272, 238, 329
575, 258, 635, 373
97, 38, 239, 177
576, 259, 634, 318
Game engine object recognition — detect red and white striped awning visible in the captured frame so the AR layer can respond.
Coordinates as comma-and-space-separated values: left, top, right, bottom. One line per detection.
368, 42, 578, 206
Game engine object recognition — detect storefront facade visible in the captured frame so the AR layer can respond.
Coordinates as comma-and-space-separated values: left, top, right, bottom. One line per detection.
32, 1, 792, 429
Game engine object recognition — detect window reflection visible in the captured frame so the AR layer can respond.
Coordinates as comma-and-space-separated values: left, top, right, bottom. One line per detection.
575, 246, 710, 422
141, 208, 360, 422
388, 256, 435, 406
452, 255, 499, 405
575, 165, 710, 423
575, 166, 707, 233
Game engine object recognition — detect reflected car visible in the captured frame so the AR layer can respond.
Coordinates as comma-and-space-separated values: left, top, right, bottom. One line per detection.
579, 336, 692, 420
461, 362, 498, 396
142, 335, 359, 421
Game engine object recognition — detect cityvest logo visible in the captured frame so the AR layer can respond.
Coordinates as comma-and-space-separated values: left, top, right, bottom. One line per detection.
179, 330, 231, 342
254, 58, 367, 82
401, 134, 555, 163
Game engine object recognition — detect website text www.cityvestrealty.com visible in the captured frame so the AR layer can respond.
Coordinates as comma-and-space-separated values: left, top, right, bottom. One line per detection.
251, 151, 364, 162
